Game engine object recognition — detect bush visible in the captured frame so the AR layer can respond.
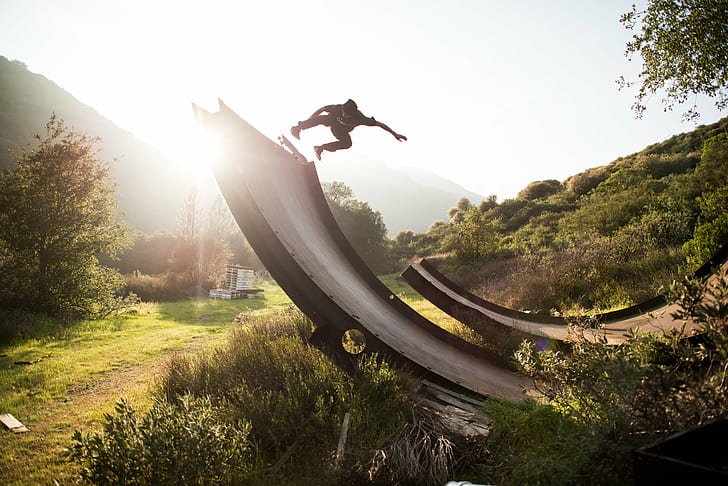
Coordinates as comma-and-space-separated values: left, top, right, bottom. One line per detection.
517, 180, 563, 201
509, 268, 728, 484
683, 184, 728, 268
564, 166, 610, 197
693, 133, 728, 192
71, 395, 252, 485
124, 272, 206, 302
476, 399, 598, 486
157, 308, 411, 483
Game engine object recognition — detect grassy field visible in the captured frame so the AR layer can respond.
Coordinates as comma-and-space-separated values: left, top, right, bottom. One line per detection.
0, 280, 293, 485
0, 276, 461, 485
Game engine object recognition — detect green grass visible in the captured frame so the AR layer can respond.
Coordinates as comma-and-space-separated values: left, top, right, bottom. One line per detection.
379, 274, 460, 328
471, 398, 600, 486
0, 280, 292, 485
1, 276, 496, 484
379, 274, 489, 346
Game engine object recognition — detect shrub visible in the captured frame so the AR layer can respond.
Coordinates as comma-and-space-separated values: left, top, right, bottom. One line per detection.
693, 133, 728, 192
124, 272, 200, 302
476, 398, 598, 486
510, 268, 728, 484
157, 308, 411, 482
71, 395, 252, 485
683, 184, 728, 268
517, 179, 563, 201
564, 166, 610, 197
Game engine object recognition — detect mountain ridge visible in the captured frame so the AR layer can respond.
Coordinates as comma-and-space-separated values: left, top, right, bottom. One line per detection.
0, 55, 485, 235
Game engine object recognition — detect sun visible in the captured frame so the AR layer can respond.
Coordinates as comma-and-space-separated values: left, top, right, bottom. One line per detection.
171, 124, 225, 177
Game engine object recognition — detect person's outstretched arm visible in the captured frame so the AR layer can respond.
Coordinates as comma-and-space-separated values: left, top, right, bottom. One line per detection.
373, 118, 407, 141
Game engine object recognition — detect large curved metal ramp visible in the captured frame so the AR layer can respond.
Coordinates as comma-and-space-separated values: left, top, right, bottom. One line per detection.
192, 100, 530, 400
402, 245, 728, 346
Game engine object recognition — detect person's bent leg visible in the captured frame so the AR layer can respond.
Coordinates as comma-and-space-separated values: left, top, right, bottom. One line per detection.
293, 114, 335, 140
321, 130, 352, 153
298, 114, 336, 130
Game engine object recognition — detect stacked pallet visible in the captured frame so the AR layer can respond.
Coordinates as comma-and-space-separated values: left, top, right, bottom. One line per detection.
209, 264, 264, 299
225, 264, 256, 290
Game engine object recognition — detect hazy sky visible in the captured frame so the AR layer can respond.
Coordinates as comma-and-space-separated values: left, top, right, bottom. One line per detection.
0, 0, 724, 200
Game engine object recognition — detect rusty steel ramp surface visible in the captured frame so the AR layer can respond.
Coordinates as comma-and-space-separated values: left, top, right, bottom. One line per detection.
402, 244, 728, 345
193, 100, 530, 400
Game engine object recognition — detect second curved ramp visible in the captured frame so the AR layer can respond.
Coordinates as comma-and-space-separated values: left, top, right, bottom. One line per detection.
402, 251, 727, 346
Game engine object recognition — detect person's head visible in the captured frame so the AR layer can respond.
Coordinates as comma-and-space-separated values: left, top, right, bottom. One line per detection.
342, 99, 358, 116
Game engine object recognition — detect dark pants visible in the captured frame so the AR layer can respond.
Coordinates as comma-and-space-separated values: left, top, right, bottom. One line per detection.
297, 114, 353, 152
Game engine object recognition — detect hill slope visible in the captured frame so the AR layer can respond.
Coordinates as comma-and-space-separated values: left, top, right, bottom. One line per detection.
318, 159, 484, 234
0, 55, 485, 235
0, 56, 193, 233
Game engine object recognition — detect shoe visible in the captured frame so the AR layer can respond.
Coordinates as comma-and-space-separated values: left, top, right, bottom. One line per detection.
314, 146, 323, 161
290, 125, 301, 140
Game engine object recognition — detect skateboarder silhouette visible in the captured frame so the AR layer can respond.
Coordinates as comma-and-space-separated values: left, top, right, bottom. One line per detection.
290, 99, 407, 160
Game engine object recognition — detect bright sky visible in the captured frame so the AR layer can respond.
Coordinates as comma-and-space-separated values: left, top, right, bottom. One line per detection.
0, 0, 724, 200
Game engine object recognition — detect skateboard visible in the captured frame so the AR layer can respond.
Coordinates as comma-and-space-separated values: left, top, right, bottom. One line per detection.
278, 134, 310, 164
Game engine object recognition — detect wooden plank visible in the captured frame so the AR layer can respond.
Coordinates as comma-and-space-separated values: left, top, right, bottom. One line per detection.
421, 379, 486, 408
334, 412, 351, 468
0, 413, 29, 433
430, 390, 480, 414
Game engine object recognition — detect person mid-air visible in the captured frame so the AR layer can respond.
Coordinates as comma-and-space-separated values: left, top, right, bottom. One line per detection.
291, 99, 407, 160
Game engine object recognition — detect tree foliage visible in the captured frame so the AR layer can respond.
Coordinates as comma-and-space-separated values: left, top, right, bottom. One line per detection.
513, 269, 728, 484
0, 115, 132, 318
619, 0, 728, 120
683, 134, 728, 266
447, 197, 472, 223
322, 181, 389, 272
517, 179, 563, 201
455, 207, 501, 264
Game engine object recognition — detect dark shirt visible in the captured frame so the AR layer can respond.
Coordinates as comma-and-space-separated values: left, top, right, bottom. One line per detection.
321, 104, 377, 132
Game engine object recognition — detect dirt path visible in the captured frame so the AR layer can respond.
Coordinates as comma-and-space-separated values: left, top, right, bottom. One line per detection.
0, 335, 218, 485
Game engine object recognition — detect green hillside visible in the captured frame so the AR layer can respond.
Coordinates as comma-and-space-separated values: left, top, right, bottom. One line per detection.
392, 117, 728, 312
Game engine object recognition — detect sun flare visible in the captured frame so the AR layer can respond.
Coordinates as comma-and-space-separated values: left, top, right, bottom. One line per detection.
174, 125, 225, 176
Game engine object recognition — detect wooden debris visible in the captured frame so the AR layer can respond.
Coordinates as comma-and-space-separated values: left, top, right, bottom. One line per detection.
420, 379, 485, 408
412, 380, 491, 439
334, 412, 351, 468
1, 413, 29, 433
266, 438, 301, 475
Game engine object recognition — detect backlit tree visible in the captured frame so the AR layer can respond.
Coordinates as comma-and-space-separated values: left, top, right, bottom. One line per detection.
0, 115, 132, 318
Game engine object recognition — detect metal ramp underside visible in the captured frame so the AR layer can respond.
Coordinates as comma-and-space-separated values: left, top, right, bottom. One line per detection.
193, 100, 530, 400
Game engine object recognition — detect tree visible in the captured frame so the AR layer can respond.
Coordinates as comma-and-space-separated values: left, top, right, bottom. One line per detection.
0, 115, 133, 318
683, 134, 728, 266
455, 207, 502, 264
517, 180, 563, 201
169, 190, 232, 291
393, 230, 414, 247
322, 181, 389, 272
618, 0, 728, 121
447, 197, 472, 223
